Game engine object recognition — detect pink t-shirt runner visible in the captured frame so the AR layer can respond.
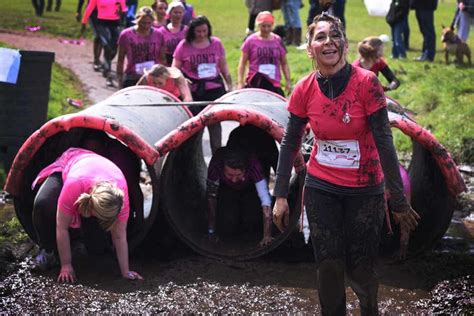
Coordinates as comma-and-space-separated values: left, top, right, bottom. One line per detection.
288, 66, 387, 188
118, 26, 165, 78
173, 36, 226, 91
241, 33, 286, 87
159, 25, 188, 63
82, 0, 127, 24
32, 148, 130, 229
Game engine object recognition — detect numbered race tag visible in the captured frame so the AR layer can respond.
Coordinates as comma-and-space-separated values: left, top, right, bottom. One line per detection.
197, 63, 217, 78
315, 139, 360, 169
258, 64, 276, 80
135, 60, 155, 75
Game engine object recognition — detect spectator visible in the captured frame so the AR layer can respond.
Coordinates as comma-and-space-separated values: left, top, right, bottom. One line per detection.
411, 0, 438, 62
281, 0, 303, 46
386, 0, 409, 59
457, 0, 474, 42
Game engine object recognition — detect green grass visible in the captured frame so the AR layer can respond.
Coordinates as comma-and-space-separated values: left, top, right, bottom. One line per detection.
0, 0, 472, 161
0, 217, 28, 247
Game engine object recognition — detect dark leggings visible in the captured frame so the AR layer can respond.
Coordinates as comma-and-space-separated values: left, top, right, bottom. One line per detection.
95, 19, 121, 73
32, 173, 109, 254
304, 187, 385, 316
31, 0, 45, 16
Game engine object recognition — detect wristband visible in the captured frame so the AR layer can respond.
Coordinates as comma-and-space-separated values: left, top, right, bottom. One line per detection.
208, 228, 215, 235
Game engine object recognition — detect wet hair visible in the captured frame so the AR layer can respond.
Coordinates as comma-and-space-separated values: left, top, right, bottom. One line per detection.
75, 182, 124, 231
135, 6, 156, 23
306, 14, 347, 68
306, 13, 346, 45
186, 15, 212, 43
357, 36, 383, 61
223, 147, 249, 171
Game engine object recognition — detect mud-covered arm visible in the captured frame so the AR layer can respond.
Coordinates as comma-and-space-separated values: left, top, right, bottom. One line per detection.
368, 107, 409, 212
273, 113, 308, 198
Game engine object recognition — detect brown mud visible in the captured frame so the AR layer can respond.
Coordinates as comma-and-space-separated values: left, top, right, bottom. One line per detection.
0, 29, 473, 314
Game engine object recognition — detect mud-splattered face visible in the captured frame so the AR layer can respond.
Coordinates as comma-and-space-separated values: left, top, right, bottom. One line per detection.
307, 21, 347, 75
258, 22, 273, 36
223, 165, 245, 183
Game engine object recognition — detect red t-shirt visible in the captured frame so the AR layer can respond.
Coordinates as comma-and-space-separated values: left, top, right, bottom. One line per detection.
288, 66, 387, 187
352, 58, 387, 76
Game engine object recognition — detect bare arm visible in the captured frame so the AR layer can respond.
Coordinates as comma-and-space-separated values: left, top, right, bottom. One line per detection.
176, 75, 193, 102
219, 56, 233, 91
237, 52, 249, 89
280, 54, 292, 94
116, 45, 127, 89
171, 57, 182, 69
56, 210, 75, 282
111, 220, 143, 279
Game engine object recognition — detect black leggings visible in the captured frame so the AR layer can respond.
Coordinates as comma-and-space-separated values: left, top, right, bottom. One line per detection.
32, 173, 109, 254
304, 187, 385, 316
95, 19, 121, 73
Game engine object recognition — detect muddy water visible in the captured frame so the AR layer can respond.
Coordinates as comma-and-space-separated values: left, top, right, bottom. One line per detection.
0, 202, 472, 313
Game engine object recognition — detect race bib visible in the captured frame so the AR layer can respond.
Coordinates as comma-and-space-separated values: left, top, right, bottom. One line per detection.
258, 64, 276, 80
315, 139, 360, 169
135, 60, 155, 75
197, 63, 217, 78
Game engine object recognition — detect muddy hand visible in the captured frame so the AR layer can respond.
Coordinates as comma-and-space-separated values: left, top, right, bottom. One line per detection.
57, 264, 76, 283
124, 271, 143, 280
259, 236, 274, 247
393, 207, 421, 259
273, 198, 290, 233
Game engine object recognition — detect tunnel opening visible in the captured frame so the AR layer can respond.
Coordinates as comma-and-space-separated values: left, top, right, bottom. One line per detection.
12, 127, 160, 251
160, 124, 304, 260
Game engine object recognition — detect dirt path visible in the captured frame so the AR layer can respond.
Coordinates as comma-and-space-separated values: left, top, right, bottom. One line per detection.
0, 29, 117, 104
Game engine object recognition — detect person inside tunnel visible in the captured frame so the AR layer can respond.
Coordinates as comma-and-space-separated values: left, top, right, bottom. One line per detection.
206, 146, 273, 247
31, 147, 143, 282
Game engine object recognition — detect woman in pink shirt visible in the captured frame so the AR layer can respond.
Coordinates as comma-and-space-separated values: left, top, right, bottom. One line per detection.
172, 15, 232, 154
116, 6, 166, 88
159, 1, 188, 66
81, 0, 127, 87
152, 0, 168, 28
32, 148, 143, 282
238, 11, 291, 97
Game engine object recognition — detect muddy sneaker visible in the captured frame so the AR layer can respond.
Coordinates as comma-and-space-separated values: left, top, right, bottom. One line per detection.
33, 249, 58, 271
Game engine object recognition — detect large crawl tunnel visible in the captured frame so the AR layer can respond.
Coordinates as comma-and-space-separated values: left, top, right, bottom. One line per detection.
380, 98, 467, 254
4, 86, 192, 250
155, 88, 306, 260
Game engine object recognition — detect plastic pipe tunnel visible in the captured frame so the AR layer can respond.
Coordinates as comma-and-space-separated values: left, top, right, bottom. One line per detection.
4, 86, 192, 250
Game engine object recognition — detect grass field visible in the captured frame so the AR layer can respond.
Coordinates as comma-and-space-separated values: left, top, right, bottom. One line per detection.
0, 0, 473, 162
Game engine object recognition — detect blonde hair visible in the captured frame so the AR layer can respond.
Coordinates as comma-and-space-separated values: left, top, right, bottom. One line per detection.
135, 6, 156, 23
357, 36, 383, 61
75, 182, 124, 231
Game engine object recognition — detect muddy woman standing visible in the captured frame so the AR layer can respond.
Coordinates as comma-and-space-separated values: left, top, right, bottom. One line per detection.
272, 14, 420, 315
